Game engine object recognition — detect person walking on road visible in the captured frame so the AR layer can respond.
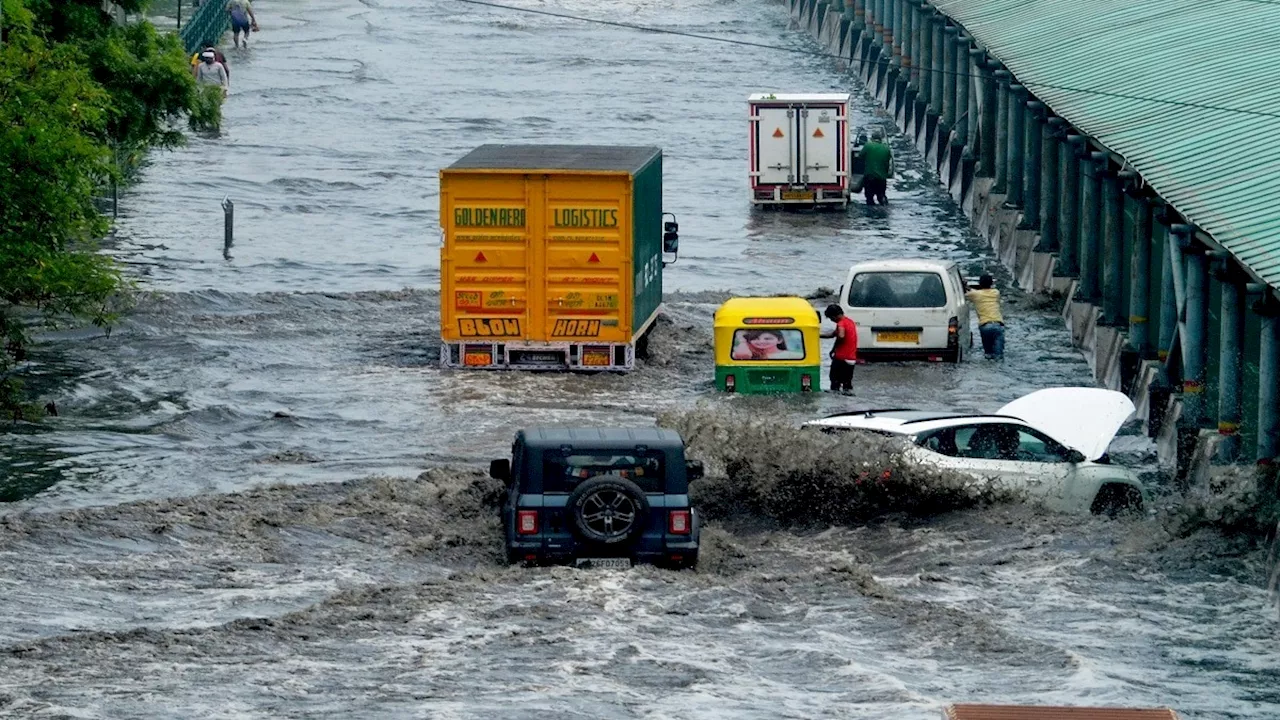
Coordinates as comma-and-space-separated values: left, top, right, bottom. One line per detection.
859, 128, 893, 206
821, 304, 858, 392
191, 41, 229, 80
966, 273, 1005, 359
194, 50, 229, 97
227, 0, 258, 49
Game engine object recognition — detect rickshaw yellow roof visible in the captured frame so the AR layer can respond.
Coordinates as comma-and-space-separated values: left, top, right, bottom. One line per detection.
713, 297, 820, 327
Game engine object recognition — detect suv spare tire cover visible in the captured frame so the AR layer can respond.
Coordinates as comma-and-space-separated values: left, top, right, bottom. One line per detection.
566, 474, 650, 546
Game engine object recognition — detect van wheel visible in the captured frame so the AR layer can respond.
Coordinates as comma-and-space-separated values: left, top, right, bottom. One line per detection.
1090, 483, 1144, 516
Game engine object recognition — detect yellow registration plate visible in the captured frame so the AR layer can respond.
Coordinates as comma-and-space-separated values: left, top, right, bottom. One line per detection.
876, 331, 920, 344
464, 352, 492, 366
583, 350, 611, 367
782, 190, 815, 201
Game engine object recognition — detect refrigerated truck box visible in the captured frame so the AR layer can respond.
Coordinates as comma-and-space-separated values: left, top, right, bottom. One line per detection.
748, 93, 851, 207
440, 145, 666, 371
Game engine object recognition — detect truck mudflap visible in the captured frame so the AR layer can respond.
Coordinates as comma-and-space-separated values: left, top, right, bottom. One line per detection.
442, 341, 637, 371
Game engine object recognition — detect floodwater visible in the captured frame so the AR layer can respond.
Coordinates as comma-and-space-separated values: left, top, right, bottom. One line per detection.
0, 0, 1275, 717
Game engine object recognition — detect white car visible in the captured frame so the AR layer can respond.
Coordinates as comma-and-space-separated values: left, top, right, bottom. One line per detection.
838, 259, 973, 363
803, 388, 1149, 515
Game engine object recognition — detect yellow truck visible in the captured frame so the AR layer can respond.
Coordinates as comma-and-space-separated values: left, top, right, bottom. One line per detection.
439, 145, 678, 370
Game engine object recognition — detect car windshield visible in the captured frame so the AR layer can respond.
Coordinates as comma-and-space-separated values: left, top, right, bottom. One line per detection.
730, 328, 806, 361
543, 453, 664, 493
847, 271, 947, 308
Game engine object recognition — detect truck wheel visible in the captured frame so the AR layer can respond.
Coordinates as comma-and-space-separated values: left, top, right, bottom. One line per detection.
566, 475, 650, 546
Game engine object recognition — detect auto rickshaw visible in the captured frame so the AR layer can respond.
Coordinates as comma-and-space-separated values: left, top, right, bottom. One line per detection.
713, 296, 822, 393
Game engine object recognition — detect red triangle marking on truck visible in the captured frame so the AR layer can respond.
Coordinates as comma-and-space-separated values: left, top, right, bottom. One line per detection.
474, 251, 487, 262
813, 127, 824, 138
588, 252, 601, 263
772, 127, 784, 138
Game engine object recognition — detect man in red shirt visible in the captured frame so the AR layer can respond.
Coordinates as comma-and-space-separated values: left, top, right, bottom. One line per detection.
821, 304, 858, 392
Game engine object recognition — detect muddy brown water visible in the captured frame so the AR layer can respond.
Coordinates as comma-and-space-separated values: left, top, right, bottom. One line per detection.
0, 0, 1276, 717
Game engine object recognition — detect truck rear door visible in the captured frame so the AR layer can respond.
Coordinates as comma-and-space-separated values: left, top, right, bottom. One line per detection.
798, 104, 844, 186
752, 104, 797, 185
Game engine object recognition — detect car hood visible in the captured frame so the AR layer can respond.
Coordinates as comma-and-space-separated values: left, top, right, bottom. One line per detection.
998, 388, 1135, 461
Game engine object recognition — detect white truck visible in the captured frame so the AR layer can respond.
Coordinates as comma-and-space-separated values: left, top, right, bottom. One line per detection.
748, 93, 864, 208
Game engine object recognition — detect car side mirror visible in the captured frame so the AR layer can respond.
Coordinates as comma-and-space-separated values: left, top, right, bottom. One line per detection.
489, 459, 510, 480
685, 459, 704, 481
1065, 449, 1086, 464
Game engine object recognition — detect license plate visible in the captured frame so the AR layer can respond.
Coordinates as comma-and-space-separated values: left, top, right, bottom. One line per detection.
876, 331, 920, 344
512, 352, 561, 365
575, 557, 630, 570
583, 350, 611, 367
463, 352, 492, 366
782, 190, 814, 201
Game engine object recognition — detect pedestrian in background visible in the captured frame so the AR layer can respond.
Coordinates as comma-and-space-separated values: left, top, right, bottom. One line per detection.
965, 274, 1005, 359
821, 304, 858, 392
191, 41, 229, 80
194, 50, 229, 97
227, 0, 258, 48
859, 128, 893, 206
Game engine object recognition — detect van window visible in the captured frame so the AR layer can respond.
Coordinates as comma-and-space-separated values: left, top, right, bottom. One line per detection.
730, 328, 806, 360
543, 453, 665, 493
847, 272, 948, 308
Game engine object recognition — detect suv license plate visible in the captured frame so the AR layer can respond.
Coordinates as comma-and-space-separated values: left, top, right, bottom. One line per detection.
576, 558, 631, 570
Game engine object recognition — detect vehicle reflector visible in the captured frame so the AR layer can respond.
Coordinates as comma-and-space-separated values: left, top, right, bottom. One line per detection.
725, 374, 736, 392
583, 346, 611, 367
801, 374, 812, 391
463, 348, 493, 366
669, 510, 691, 535
517, 510, 539, 535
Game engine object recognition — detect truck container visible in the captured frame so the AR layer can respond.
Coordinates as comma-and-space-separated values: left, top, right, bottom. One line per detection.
439, 145, 677, 371
748, 93, 854, 208
942, 705, 1180, 720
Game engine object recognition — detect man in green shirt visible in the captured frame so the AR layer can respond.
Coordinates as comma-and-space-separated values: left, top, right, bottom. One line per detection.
859, 128, 893, 206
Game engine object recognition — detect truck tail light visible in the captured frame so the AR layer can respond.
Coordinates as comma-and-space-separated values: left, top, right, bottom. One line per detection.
516, 510, 539, 535
801, 374, 812, 391
725, 374, 736, 392
669, 510, 691, 535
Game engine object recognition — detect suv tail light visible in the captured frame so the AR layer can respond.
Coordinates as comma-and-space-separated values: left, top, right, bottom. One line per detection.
725, 374, 736, 392
801, 373, 812, 391
669, 510, 692, 535
516, 510, 539, 535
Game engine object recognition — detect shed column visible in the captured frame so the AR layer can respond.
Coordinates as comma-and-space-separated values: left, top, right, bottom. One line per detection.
1258, 294, 1280, 464
965, 45, 980, 152
1157, 214, 1180, 364
977, 53, 997, 177
1020, 100, 1044, 230
942, 25, 957, 129
1215, 262, 1245, 462
930, 14, 944, 116
1180, 235, 1209, 434
1057, 133, 1083, 276
1101, 163, 1126, 325
1036, 117, 1063, 251
916, 3, 932, 115
1005, 84, 1025, 207
1127, 194, 1153, 356
992, 70, 1010, 193
1077, 151, 1104, 301
955, 33, 971, 147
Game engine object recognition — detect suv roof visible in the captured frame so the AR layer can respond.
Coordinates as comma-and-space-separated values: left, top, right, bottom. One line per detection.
846, 259, 957, 273
516, 427, 685, 451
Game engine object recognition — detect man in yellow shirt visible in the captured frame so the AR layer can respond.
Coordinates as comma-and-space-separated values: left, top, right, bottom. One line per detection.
965, 274, 1004, 359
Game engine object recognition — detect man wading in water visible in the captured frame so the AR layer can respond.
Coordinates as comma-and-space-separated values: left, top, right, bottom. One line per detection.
821, 304, 858, 392
227, 0, 258, 49
859, 129, 893, 206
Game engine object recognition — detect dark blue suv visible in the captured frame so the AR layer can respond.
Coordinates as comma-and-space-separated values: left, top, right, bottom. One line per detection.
490, 428, 703, 570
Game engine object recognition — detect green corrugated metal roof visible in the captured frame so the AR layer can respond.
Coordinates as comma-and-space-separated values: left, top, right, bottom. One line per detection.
932, 0, 1280, 289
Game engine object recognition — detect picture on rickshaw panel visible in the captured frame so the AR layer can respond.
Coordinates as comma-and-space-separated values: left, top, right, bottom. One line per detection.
731, 329, 807, 361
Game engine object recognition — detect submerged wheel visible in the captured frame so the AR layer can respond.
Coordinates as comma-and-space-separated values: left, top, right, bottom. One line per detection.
566, 475, 650, 546
1090, 483, 1145, 516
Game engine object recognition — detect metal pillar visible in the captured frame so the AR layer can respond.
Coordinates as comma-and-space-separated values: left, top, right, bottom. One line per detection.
1006, 84, 1025, 207
942, 26, 957, 128
1181, 244, 1209, 429
955, 34, 971, 146
1078, 151, 1103, 301
1101, 167, 1125, 325
1038, 118, 1063, 251
977, 54, 996, 177
1058, 134, 1083, 276
931, 17, 945, 116
1020, 101, 1043, 230
992, 70, 1009, 193
917, 4, 932, 109
1258, 296, 1280, 463
1128, 195, 1153, 355
1216, 264, 1245, 461
1157, 217, 1179, 364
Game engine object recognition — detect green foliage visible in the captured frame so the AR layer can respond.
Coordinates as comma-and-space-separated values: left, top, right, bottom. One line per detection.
0, 0, 207, 421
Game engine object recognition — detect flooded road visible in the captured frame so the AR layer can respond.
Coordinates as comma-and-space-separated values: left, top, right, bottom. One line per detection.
0, 0, 1276, 717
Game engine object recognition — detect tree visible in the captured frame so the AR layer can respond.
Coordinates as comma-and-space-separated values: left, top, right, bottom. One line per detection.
0, 0, 210, 420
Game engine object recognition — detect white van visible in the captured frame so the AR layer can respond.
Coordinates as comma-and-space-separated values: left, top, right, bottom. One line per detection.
837, 259, 973, 362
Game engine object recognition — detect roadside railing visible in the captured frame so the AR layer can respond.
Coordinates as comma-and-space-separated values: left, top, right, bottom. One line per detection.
179, 1, 230, 54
